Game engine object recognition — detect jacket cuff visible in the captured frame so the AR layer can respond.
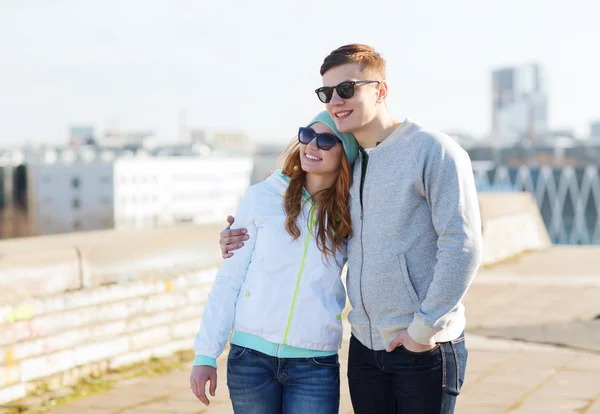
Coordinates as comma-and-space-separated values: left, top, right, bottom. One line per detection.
407, 314, 439, 346
193, 355, 217, 369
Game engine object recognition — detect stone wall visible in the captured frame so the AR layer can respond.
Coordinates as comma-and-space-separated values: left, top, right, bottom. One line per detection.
478, 192, 552, 265
0, 267, 218, 404
0, 225, 222, 404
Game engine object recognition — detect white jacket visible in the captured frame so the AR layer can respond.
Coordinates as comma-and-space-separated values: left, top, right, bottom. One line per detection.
193, 171, 347, 360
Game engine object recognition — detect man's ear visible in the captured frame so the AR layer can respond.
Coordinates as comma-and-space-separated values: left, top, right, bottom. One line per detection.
377, 80, 389, 102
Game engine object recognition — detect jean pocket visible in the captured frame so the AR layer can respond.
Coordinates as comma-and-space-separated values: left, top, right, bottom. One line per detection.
451, 336, 466, 345
440, 340, 466, 397
397, 344, 440, 356
310, 354, 340, 367
228, 344, 248, 360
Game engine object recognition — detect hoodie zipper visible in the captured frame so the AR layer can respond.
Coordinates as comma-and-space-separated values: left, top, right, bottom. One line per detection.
276, 171, 316, 347
282, 201, 315, 345
358, 151, 374, 349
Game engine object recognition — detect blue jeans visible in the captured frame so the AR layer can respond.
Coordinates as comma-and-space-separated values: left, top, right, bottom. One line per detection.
348, 334, 468, 414
226, 344, 340, 414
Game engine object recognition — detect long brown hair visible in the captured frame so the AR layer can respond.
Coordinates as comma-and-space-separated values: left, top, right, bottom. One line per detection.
280, 140, 352, 261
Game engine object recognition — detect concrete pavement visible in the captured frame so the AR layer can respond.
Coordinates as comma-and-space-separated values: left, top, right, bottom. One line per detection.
43, 328, 600, 414
36, 247, 600, 413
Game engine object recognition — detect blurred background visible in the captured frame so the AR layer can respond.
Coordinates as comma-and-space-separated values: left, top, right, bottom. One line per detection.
1, 0, 599, 244
2, 2, 600, 412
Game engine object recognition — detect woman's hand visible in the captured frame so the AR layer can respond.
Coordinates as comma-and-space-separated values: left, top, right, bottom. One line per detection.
190, 365, 217, 406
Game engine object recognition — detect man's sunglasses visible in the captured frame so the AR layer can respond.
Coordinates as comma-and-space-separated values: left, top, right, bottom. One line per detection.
315, 80, 380, 103
298, 127, 340, 150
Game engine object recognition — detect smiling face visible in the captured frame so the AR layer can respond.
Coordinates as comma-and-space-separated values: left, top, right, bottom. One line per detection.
322, 63, 383, 136
299, 122, 344, 176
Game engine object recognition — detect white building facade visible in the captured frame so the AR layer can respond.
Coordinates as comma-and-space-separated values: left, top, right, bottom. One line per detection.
27, 155, 253, 235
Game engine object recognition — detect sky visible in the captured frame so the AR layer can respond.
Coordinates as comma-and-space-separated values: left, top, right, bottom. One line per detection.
0, 0, 599, 148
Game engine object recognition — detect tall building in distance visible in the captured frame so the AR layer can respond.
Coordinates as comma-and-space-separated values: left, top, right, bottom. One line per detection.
590, 121, 600, 139
492, 64, 548, 148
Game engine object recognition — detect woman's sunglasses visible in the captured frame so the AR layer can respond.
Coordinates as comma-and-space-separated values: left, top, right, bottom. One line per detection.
298, 127, 340, 150
314, 80, 380, 103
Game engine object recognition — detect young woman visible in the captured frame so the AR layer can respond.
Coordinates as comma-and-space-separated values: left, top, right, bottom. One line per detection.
190, 111, 358, 413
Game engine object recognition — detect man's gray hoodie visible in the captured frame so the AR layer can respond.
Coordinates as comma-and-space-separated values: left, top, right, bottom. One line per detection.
346, 119, 483, 350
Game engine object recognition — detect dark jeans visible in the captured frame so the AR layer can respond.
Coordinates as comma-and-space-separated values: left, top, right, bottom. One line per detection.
226, 344, 340, 414
348, 334, 467, 414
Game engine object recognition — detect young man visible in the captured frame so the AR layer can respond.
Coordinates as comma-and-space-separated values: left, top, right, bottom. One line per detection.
218, 44, 482, 413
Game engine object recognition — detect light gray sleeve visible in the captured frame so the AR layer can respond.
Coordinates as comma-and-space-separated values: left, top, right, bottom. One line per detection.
407, 135, 483, 345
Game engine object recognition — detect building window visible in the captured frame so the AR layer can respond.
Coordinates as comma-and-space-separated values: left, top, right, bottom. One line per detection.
72, 198, 81, 209
71, 177, 80, 189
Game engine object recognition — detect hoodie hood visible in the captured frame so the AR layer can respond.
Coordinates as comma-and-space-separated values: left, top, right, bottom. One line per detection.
265, 169, 313, 204
265, 169, 291, 193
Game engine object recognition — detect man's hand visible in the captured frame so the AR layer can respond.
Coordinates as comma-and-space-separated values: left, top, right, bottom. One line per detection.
386, 330, 436, 353
219, 215, 248, 259
190, 365, 217, 406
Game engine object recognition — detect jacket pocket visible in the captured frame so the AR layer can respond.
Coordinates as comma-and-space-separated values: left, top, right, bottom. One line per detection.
398, 253, 419, 303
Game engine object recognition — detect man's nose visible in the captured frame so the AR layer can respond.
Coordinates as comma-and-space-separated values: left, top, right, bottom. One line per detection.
330, 90, 345, 105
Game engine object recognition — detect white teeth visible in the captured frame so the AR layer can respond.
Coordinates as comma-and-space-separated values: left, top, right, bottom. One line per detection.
335, 111, 351, 118
305, 154, 321, 161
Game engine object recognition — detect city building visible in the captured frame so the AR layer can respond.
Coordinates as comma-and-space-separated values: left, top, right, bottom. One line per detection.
591, 121, 600, 138
251, 143, 287, 184
444, 130, 481, 150
69, 125, 96, 148
0, 151, 32, 239
25, 154, 253, 235
189, 128, 252, 154
473, 163, 600, 245
492, 64, 548, 148
99, 129, 157, 150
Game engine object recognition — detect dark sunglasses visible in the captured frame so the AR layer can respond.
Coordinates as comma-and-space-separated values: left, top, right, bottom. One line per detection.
315, 80, 380, 103
298, 127, 340, 150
